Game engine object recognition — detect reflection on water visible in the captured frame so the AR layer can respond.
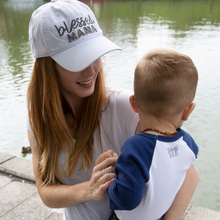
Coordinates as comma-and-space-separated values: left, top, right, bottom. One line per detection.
0, 0, 220, 212
0, 0, 42, 163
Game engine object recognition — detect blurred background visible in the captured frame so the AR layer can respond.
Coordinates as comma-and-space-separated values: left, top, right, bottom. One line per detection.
0, 0, 220, 212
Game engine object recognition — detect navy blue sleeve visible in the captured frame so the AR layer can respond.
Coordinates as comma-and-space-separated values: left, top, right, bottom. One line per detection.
183, 131, 199, 158
107, 134, 155, 210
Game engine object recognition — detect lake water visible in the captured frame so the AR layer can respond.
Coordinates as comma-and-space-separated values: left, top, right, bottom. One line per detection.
0, 0, 220, 213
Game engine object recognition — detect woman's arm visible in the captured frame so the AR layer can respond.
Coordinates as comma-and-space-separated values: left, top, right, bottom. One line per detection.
163, 164, 200, 220
28, 130, 117, 208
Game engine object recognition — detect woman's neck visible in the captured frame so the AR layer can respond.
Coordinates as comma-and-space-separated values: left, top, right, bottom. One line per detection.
61, 90, 84, 116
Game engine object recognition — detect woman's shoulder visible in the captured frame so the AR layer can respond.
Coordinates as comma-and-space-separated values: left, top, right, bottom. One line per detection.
104, 85, 137, 120
105, 85, 134, 100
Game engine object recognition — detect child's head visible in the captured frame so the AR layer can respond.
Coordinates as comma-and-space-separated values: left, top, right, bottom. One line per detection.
134, 49, 198, 116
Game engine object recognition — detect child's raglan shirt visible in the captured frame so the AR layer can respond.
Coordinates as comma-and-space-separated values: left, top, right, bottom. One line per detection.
107, 129, 199, 220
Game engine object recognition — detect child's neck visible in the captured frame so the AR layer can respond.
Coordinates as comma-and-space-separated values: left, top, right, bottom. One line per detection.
139, 112, 182, 136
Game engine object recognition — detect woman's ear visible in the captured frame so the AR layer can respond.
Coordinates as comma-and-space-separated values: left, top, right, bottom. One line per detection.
129, 95, 139, 113
182, 103, 196, 121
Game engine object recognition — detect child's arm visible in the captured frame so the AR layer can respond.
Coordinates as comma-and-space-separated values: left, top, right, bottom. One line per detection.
163, 165, 200, 220
107, 140, 147, 211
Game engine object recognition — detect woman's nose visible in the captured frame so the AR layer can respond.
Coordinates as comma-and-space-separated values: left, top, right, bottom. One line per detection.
82, 64, 94, 76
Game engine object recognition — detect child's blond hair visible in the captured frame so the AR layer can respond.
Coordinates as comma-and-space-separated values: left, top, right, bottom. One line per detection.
134, 49, 198, 116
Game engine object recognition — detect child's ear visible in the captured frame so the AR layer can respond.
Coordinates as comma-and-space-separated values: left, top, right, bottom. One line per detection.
129, 95, 139, 113
182, 103, 196, 121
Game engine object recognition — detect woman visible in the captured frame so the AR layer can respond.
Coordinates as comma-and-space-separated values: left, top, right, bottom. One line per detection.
27, 0, 199, 219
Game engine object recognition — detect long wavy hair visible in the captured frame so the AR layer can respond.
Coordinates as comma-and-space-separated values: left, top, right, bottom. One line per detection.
27, 57, 106, 185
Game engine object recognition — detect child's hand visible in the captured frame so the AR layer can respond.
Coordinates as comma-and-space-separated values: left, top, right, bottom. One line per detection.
95, 150, 118, 166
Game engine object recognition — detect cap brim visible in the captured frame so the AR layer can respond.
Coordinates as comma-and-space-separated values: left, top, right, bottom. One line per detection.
51, 36, 121, 72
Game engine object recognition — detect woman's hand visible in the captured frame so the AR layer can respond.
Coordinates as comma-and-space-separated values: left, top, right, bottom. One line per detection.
95, 150, 118, 165
86, 150, 118, 201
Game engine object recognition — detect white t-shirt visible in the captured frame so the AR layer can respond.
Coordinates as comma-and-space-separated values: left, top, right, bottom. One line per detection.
27, 86, 139, 220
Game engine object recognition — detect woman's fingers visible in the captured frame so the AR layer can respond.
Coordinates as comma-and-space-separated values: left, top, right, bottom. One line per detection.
95, 157, 118, 173
99, 177, 115, 192
95, 173, 116, 200
112, 152, 118, 158
92, 177, 115, 201
89, 169, 116, 201
99, 172, 116, 182
89, 155, 118, 201
98, 166, 115, 179
95, 150, 117, 165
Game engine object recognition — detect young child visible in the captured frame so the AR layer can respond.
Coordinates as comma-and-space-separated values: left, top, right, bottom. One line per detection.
106, 49, 199, 220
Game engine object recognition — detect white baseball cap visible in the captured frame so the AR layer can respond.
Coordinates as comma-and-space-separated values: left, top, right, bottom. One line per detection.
29, 0, 121, 72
